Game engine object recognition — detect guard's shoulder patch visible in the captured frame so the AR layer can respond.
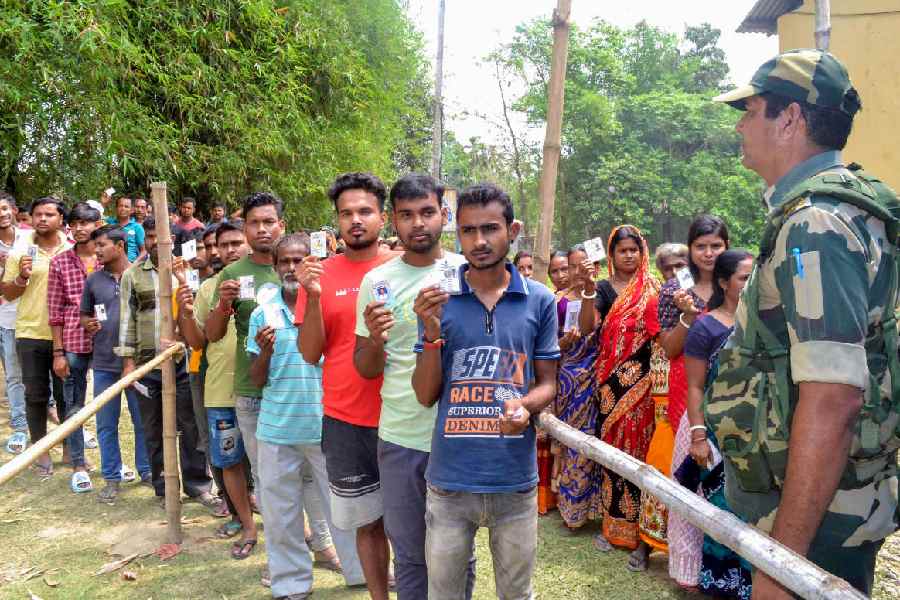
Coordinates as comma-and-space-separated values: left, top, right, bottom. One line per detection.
783, 195, 812, 216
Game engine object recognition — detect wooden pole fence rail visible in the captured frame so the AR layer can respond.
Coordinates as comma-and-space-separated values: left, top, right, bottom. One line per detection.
0, 343, 183, 487
538, 413, 867, 600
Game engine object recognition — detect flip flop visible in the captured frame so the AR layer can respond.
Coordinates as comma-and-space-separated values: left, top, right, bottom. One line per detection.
592, 533, 613, 553
120, 464, 136, 483
32, 461, 53, 480
626, 549, 649, 572
215, 520, 243, 539
5, 432, 27, 454
231, 538, 257, 560
71, 471, 93, 493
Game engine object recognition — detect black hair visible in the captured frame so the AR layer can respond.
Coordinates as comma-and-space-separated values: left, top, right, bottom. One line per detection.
211, 202, 225, 210
91, 225, 127, 246
328, 172, 387, 212
241, 191, 283, 219
389, 173, 444, 211
687, 215, 730, 279
274, 233, 310, 261
762, 92, 857, 151
68, 201, 101, 224
230, 217, 244, 230
550, 250, 568, 261
203, 223, 220, 241
707, 249, 754, 311
30, 196, 66, 218
609, 226, 643, 256
456, 183, 514, 225
179, 196, 195, 207
513, 250, 533, 266
215, 221, 243, 244
0, 191, 17, 210
142, 216, 156, 232
116, 195, 132, 207
167, 204, 177, 214
567, 244, 586, 259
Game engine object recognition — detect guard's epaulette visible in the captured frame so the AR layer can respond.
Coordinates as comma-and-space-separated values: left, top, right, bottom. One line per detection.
783, 195, 811, 216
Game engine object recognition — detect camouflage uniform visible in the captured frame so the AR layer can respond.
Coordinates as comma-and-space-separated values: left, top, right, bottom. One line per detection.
708, 50, 900, 594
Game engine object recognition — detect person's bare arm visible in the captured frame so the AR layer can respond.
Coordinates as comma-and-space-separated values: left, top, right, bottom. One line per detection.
684, 355, 712, 466
499, 358, 558, 435
175, 285, 206, 350
3, 255, 32, 302
204, 279, 238, 343
248, 326, 275, 389
353, 301, 394, 378
751, 382, 863, 599
296, 256, 326, 364
578, 296, 597, 335
411, 286, 448, 407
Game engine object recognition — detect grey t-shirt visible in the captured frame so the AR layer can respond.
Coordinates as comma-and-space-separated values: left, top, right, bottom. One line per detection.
80, 268, 123, 371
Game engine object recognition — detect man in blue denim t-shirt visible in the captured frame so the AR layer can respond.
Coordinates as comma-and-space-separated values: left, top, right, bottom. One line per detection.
412, 183, 559, 600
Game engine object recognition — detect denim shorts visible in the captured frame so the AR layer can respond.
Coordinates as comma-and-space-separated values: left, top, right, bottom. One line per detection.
207, 407, 245, 469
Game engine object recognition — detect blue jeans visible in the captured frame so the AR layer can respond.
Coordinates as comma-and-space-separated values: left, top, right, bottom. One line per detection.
425, 485, 538, 600
94, 369, 150, 481
0, 327, 26, 432
63, 352, 91, 468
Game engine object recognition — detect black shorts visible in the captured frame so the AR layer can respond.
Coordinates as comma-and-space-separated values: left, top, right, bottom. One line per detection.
321, 415, 383, 528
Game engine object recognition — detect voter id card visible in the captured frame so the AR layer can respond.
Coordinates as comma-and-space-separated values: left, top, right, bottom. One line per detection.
372, 280, 392, 305
437, 260, 461, 294
27, 245, 37, 260
181, 239, 197, 261
186, 269, 200, 291
583, 237, 606, 263
310, 231, 328, 258
563, 300, 582, 332
262, 303, 286, 329
675, 266, 695, 290
94, 304, 108, 322
239, 275, 255, 300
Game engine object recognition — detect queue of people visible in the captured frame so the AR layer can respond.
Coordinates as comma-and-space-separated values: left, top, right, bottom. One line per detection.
0, 49, 898, 600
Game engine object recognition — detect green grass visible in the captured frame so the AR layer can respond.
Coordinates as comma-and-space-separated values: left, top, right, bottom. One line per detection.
0, 392, 896, 599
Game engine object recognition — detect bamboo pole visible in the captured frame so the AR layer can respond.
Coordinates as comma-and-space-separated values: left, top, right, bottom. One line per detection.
0, 344, 182, 486
533, 0, 571, 283
431, 0, 446, 178
539, 414, 866, 600
150, 181, 181, 545
815, 0, 832, 51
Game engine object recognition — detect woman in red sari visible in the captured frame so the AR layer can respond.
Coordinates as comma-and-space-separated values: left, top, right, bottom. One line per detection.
586, 225, 661, 557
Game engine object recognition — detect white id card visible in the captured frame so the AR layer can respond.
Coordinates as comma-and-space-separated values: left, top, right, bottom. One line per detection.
94, 304, 108, 322
263, 303, 285, 329
310, 231, 328, 258
675, 266, 695, 290
437, 260, 461, 294
372, 280, 392, 304
563, 300, 582, 332
186, 269, 200, 291
584, 237, 606, 263
181, 239, 197, 261
27, 245, 37, 260
239, 275, 255, 300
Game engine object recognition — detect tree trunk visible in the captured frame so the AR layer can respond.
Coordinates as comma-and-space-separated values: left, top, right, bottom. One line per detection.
533, 0, 571, 283
431, 0, 446, 178
150, 181, 182, 545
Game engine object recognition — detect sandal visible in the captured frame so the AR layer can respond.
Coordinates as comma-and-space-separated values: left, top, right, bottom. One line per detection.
194, 491, 224, 514
627, 548, 649, 572
212, 499, 230, 518
215, 520, 243, 539
120, 464, 136, 483
71, 471, 93, 493
592, 532, 613, 553
97, 481, 120, 504
6, 432, 27, 454
312, 549, 342, 573
231, 538, 257, 560
33, 461, 53, 479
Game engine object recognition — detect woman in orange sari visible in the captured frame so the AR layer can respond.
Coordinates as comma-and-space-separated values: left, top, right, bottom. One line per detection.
584, 226, 661, 560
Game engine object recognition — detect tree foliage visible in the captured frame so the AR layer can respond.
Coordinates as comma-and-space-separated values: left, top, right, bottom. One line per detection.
490, 19, 766, 250
0, 0, 432, 227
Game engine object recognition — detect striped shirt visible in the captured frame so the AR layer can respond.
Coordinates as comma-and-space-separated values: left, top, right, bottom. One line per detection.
247, 291, 324, 445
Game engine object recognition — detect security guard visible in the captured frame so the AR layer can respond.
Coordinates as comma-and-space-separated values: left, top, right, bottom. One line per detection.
706, 49, 900, 598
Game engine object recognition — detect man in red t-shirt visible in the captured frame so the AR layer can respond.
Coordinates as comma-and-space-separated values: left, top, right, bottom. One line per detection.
295, 172, 396, 600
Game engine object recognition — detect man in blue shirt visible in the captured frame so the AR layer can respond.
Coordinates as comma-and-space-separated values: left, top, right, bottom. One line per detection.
412, 183, 559, 600
248, 234, 363, 599
106, 196, 145, 261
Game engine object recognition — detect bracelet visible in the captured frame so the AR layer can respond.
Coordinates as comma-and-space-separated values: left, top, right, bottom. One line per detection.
691, 437, 707, 443
423, 337, 445, 350
679, 313, 694, 329
52, 349, 65, 356
580, 289, 597, 300
689, 425, 707, 432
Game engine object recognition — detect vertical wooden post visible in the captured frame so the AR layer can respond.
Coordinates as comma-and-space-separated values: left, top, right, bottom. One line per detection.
814, 0, 831, 51
150, 181, 182, 544
431, 0, 446, 178
533, 0, 571, 283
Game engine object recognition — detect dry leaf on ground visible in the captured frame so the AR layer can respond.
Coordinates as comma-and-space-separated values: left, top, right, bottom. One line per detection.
94, 553, 139, 576
155, 543, 181, 561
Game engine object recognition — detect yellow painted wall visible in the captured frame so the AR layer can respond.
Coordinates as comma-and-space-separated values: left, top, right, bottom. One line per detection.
777, 0, 900, 191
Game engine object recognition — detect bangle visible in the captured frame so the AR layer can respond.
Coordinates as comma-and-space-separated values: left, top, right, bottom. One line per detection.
53, 349, 65, 356
689, 425, 707, 432
679, 313, 694, 329
580, 289, 597, 300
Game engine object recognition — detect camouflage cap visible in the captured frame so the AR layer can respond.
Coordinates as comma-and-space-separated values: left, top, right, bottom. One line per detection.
714, 49, 860, 117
